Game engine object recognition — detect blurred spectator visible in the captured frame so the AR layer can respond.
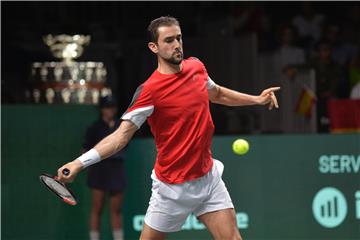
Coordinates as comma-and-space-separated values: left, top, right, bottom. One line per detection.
342, 4, 360, 46
231, 3, 266, 35
349, 52, 360, 99
321, 22, 358, 98
230, 3, 276, 52
309, 41, 342, 132
83, 96, 126, 240
257, 14, 277, 52
323, 22, 359, 67
341, 4, 360, 99
350, 82, 360, 99
292, 2, 325, 51
274, 24, 306, 79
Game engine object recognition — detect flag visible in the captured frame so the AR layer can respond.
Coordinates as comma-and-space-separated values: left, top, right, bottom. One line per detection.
295, 87, 317, 118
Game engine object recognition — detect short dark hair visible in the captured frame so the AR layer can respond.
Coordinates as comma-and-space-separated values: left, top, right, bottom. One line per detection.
147, 16, 180, 43
99, 95, 117, 108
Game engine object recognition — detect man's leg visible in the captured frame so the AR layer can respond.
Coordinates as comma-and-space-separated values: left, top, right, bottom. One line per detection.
141, 170, 192, 239
109, 191, 124, 240
140, 223, 167, 240
195, 160, 241, 239
90, 188, 106, 240
198, 208, 242, 240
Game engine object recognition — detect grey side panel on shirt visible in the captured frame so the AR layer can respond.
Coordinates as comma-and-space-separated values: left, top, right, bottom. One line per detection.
121, 84, 144, 118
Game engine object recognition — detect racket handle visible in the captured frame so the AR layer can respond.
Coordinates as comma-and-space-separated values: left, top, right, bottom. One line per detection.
62, 168, 70, 176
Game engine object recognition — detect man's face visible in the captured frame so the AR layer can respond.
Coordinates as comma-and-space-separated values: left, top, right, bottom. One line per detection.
101, 106, 117, 119
150, 25, 183, 65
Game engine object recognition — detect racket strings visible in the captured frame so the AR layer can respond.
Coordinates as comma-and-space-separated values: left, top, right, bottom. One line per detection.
40, 175, 77, 205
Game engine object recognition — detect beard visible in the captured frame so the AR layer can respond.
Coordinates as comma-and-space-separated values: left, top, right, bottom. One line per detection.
164, 51, 183, 65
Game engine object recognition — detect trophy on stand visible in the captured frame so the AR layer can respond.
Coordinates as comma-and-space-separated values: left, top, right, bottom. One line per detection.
30, 34, 112, 104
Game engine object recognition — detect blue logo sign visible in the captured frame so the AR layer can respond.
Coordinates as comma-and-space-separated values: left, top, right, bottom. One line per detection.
312, 187, 348, 228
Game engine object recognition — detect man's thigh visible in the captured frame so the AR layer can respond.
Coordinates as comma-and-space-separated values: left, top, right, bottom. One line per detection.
198, 208, 242, 240
144, 171, 194, 232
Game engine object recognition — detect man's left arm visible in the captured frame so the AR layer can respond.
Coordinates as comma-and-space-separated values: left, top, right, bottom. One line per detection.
208, 83, 280, 110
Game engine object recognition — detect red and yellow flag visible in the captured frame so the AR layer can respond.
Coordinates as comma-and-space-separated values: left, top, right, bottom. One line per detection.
296, 87, 317, 118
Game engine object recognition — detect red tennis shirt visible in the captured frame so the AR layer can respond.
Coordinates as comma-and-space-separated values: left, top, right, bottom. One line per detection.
122, 57, 216, 184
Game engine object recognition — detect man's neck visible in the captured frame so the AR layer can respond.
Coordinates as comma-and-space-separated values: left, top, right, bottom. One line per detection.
157, 58, 182, 74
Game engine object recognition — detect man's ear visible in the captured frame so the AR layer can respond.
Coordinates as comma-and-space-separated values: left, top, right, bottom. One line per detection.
148, 42, 159, 54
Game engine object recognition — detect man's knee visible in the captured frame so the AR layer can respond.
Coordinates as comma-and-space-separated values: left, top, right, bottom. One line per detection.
216, 227, 242, 240
211, 217, 242, 240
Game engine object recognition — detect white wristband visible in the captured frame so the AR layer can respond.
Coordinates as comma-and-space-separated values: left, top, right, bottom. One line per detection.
78, 149, 101, 168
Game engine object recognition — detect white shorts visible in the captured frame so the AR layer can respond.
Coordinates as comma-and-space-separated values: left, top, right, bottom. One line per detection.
144, 160, 234, 232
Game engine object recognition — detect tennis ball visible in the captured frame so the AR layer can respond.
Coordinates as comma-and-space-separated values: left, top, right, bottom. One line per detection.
232, 139, 249, 155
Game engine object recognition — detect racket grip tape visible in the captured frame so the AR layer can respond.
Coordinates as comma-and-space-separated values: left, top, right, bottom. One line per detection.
62, 168, 70, 176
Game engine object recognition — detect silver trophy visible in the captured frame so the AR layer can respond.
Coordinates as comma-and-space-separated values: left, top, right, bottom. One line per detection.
30, 34, 111, 104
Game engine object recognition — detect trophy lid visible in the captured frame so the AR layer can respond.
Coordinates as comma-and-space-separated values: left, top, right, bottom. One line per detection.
43, 34, 91, 62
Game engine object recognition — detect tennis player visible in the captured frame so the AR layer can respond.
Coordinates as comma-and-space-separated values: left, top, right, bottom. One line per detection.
58, 16, 280, 240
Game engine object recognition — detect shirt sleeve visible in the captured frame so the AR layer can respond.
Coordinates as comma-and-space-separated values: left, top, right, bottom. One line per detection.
121, 84, 154, 128
189, 57, 216, 90
207, 76, 216, 89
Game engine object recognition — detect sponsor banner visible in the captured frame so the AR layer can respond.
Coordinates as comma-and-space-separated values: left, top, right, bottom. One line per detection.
123, 134, 360, 239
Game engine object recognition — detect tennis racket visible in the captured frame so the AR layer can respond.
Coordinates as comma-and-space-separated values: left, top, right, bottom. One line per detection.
39, 168, 77, 206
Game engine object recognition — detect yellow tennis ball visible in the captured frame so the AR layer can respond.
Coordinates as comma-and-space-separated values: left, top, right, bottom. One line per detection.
232, 139, 249, 155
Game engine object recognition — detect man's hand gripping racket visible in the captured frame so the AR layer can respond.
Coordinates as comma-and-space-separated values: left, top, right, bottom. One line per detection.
57, 159, 83, 183
39, 160, 82, 206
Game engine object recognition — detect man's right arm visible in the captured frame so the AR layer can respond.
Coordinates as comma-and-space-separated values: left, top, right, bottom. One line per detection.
57, 120, 138, 183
